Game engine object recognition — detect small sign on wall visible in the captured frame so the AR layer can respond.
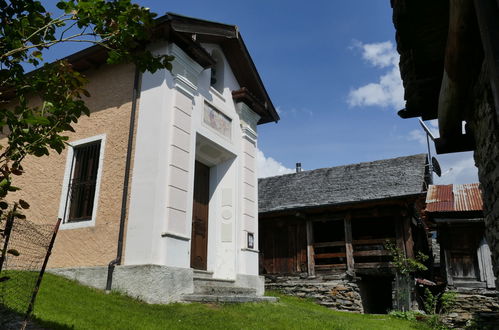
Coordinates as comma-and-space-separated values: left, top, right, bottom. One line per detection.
247, 232, 254, 249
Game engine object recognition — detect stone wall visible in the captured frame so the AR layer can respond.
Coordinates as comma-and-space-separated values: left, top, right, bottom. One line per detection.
469, 64, 499, 289
442, 288, 499, 329
265, 274, 363, 313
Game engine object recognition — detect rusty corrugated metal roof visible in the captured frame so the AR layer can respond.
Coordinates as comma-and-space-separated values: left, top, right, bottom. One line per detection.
426, 183, 482, 212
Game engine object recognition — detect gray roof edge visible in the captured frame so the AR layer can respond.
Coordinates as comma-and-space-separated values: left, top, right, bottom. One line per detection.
259, 153, 427, 182
259, 192, 426, 215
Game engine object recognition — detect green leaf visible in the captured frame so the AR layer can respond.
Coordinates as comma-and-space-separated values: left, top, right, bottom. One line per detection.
25, 116, 50, 125
0, 178, 9, 188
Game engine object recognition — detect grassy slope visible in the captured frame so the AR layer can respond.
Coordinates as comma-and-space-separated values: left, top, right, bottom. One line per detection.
7, 273, 430, 330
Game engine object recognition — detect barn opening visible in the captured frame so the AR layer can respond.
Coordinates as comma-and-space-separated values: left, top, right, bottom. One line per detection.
358, 275, 394, 314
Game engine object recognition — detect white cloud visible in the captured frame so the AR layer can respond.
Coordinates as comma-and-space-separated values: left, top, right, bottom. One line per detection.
408, 129, 427, 145
347, 41, 404, 110
257, 149, 294, 178
433, 152, 478, 185
355, 40, 398, 68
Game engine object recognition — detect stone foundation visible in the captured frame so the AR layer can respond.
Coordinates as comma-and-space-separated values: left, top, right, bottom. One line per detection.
49, 265, 265, 304
49, 265, 194, 303
441, 288, 499, 329
265, 274, 363, 313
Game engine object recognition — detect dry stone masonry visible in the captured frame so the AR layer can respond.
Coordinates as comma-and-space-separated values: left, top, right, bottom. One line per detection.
265, 274, 363, 313
469, 65, 499, 289
443, 288, 499, 329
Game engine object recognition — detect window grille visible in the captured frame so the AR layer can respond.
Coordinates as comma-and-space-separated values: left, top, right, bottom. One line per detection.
65, 141, 101, 222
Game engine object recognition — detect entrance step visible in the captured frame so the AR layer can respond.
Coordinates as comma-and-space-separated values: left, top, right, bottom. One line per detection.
182, 273, 278, 304
181, 294, 278, 304
194, 284, 256, 295
193, 277, 236, 287
192, 270, 214, 279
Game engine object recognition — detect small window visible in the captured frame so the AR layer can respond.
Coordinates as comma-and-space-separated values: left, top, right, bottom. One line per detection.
66, 141, 101, 222
210, 50, 224, 93
247, 232, 254, 249
59, 135, 105, 228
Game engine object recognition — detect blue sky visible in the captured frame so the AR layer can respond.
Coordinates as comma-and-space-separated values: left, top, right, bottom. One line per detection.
43, 0, 478, 184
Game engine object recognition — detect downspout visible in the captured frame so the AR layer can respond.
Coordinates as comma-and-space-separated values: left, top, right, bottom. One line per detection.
106, 66, 141, 291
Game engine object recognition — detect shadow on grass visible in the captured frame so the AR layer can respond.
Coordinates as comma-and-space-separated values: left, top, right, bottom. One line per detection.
0, 304, 74, 330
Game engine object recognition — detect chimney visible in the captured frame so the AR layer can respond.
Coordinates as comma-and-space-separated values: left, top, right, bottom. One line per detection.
296, 162, 302, 173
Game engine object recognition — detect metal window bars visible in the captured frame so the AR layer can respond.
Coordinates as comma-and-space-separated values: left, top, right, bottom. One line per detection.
64, 141, 101, 223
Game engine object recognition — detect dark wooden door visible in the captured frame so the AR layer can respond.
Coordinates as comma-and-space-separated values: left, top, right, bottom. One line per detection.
191, 161, 210, 270
447, 227, 481, 281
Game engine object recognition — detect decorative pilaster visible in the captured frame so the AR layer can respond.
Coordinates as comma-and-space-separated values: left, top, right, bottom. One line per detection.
236, 102, 260, 256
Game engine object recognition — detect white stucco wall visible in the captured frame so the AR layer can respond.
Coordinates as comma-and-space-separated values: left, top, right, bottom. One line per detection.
124, 42, 261, 280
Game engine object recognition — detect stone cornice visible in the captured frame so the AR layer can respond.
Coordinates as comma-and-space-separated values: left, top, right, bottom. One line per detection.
236, 102, 260, 143
168, 43, 204, 96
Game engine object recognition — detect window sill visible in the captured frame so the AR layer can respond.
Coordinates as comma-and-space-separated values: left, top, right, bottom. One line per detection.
60, 219, 95, 230
241, 248, 259, 253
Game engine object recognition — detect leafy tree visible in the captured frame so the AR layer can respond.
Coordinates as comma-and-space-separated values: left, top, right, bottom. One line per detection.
0, 0, 172, 227
384, 240, 428, 275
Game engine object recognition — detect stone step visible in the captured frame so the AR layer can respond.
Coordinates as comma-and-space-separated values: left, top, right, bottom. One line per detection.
192, 277, 236, 287
181, 294, 279, 304
192, 270, 214, 279
194, 285, 256, 295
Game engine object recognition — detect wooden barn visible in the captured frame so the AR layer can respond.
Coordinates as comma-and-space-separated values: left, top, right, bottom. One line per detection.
258, 154, 429, 313
425, 183, 495, 289
424, 184, 498, 327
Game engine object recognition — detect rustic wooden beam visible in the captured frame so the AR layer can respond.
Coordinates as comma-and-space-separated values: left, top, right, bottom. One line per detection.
314, 264, 347, 270
474, 0, 499, 125
313, 241, 345, 248
444, 249, 454, 285
438, 0, 475, 139
306, 220, 315, 276
352, 238, 391, 245
402, 216, 415, 259
354, 250, 392, 257
344, 214, 355, 272
315, 252, 347, 259
395, 218, 407, 256
434, 135, 475, 154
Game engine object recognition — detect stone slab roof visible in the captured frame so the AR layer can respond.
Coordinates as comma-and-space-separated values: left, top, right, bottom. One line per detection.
258, 154, 428, 214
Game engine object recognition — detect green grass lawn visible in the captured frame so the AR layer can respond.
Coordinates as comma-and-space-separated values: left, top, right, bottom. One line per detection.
2, 273, 431, 330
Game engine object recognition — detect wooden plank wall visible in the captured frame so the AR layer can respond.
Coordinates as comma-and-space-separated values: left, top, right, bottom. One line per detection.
260, 218, 307, 274
260, 203, 417, 275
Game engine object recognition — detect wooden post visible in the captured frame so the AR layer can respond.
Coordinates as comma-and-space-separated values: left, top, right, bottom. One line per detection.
306, 220, 315, 276
444, 249, 454, 286
23, 218, 62, 328
0, 205, 16, 275
395, 217, 406, 256
438, 0, 476, 139
475, 0, 499, 124
477, 237, 495, 288
344, 214, 355, 272
402, 216, 414, 259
